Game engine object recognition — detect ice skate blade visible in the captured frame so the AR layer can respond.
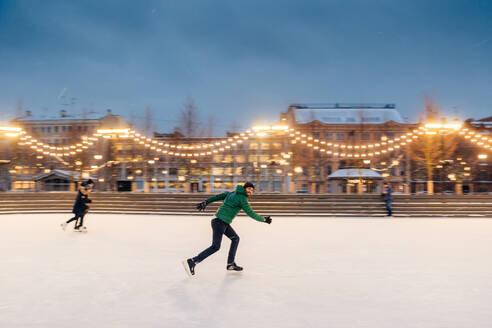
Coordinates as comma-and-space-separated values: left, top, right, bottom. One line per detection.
182, 260, 193, 277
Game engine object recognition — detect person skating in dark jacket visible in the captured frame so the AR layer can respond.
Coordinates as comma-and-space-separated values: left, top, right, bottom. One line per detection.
183, 182, 272, 276
382, 183, 393, 216
61, 179, 94, 231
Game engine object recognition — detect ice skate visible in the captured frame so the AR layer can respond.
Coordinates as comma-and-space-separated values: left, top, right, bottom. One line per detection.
60, 222, 68, 231
226, 262, 243, 272
182, 258, 196, 277
74, 226, 87, 233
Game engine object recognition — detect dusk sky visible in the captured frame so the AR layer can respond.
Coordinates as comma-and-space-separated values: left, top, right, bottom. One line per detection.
0, 0, 491, 135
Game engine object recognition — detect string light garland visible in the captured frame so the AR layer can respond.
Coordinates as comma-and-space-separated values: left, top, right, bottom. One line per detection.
286, 127, 419, 158
3, 123, 490, 166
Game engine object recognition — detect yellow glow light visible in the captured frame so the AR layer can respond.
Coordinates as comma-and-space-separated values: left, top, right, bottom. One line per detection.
0, 126, 22, 132
252, 125, 271, 131
425, 123, 462, 130
97, 128, 130, 134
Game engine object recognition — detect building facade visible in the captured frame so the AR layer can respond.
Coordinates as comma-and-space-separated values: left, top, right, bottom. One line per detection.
4, 109, 130, 191
1, 106, 490, 194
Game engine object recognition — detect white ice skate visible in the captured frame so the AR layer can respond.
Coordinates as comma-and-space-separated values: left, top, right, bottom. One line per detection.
60, 222, 68, 231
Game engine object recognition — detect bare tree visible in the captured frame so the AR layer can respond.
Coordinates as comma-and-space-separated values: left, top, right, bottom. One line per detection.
409, 97, 457, 194
423, 93, 440, 122
198, 114, 216, 138
229, 120, 240, 134
16, 98, 24, 119
206, 115, 216, 137
175, 96, 200, 137
144, 106, 154, 134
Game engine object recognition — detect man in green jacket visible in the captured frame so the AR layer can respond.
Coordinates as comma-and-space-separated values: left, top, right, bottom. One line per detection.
183, 182, 272, 276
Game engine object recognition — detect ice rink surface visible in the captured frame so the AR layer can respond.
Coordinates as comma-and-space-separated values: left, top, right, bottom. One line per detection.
1, 214, 492, 328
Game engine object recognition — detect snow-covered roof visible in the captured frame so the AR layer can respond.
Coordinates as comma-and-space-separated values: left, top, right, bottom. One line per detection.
476, 116, 492, 122
14, 111, 102, 122
34, 169, 98, 181
293, 105, 405, 124
328, 169, 383, 179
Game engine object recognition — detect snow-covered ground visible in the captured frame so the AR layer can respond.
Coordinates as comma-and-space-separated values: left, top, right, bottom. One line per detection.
1, 214, 491, 328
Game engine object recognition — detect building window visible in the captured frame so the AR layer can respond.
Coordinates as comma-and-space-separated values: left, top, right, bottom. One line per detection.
62, 126, 66, 132
249, 143, 258, 150
212, 167, 223, 175
272, 142, 282, 149
168, 168, 178, 175
325, 132, 333, 140
374, 132, 382, 140
361, 132, 370, 140
479, 171, 488, 180
313, 132, 320, 139
259, 155, 269, 162
326, 165, 332, 175
261, 143, 270, 150
47, 127, 51, 133
336, 132, 344, 140
78, 126, 82, 132
68, 126, 72, 132
302, 167, 308, 176
386, 132, 394, 139
54, 126, 59, 133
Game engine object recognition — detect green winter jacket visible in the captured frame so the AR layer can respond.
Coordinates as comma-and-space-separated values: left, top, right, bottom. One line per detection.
205, 185, 265, 224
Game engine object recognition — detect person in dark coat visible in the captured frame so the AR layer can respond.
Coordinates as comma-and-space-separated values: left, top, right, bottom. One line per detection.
61, 179, 94, 231
382, 182, 393, 216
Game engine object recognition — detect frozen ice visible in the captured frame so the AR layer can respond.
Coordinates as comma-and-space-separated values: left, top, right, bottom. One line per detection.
1, 214, 492, 328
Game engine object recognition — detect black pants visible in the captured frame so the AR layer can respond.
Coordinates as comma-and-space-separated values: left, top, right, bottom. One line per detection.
385, 200, 392, 216
67, 212, 85, 227
193, 218, 240, 264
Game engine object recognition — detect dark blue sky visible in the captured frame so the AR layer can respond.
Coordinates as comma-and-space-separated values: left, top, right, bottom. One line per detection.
1, 0, 491, 134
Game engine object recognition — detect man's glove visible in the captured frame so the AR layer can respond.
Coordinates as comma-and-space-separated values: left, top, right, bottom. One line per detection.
196, 201, 207, 211
263, 216, 272, 224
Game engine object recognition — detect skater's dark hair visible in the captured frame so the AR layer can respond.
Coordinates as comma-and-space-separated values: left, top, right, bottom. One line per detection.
81, 179, 94, 187
243, 182, 255, 189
